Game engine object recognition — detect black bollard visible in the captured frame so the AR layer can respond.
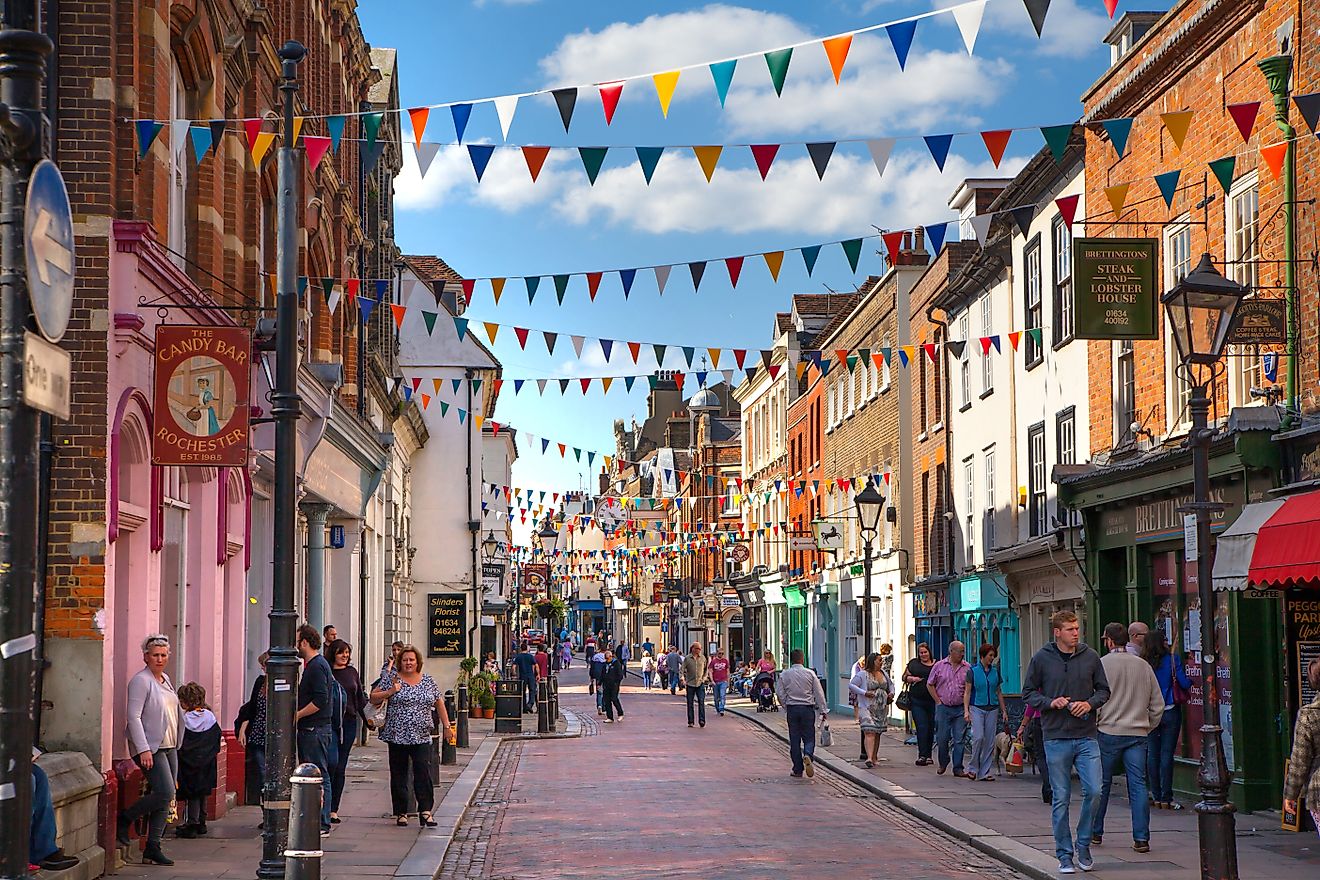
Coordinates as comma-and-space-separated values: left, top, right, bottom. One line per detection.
536, 679, 550, 734
548, 675, 558, 731
441, 692, 457, 765
285, 762, 323, 880
456, 683, 470, 748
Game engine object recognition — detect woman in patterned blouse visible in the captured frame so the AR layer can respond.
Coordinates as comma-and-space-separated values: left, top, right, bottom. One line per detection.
370, 645, 451, 827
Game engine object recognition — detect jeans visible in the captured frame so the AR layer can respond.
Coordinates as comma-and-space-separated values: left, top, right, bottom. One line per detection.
642, 671, 653, 689
31, 764, 58, 862
669, 670, 680, 695
1044, 736, 1103, 863
602, 682, 623, 720
968, 706, 1000, 779
297, 724, 337, 830
686, 685, 707, 725
1147, 705, 1181, 803
786, 705, 817, 775
911, 700, 935, 760
123, 748, 178, 846
387, 742, 433, 816
330, 715, 359, 812
1095, 732, 1150, 842
934, 704, 967, 772
712, 680, 728, 714
184, 796, 206, 825
522, 676, 537, 712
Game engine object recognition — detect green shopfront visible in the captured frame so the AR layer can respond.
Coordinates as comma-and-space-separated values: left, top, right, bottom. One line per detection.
952, 572, 1021, 694
1059, 429, 1284, 811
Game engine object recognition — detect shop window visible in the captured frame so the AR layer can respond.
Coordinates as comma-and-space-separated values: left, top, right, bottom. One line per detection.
1024, 236, 1043, 367
1164, 218, 1194, 430
1052, 215, 1074, 346
1114, 338, 1136, 444
963, 456, 975, 565
1225, 174, 1263, 408
1055, 407, 1077, 526
983, 446, 996, 551
1028, 422, 1046, 537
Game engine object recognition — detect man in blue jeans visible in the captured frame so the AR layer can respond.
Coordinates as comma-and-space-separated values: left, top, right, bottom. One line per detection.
926, 641, 970, 777
1023, 611, 1110, 874
1092, 623, 1164, 854
775, 650, 828, 778
295, 624, 339, 833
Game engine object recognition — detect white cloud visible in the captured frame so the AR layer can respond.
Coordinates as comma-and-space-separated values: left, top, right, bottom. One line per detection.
934, 0, 1111, 58
539, 6, 811, 91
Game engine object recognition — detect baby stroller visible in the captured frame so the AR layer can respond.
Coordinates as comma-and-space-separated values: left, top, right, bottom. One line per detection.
751, 671, 778, 712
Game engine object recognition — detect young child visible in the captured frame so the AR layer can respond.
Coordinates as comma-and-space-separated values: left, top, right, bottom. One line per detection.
175, 682, 222, 839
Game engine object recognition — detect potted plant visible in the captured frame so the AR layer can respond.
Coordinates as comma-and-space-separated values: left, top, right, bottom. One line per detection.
468, 673, 492, 717
457, 655, 479, 688
478, 688, 496, 718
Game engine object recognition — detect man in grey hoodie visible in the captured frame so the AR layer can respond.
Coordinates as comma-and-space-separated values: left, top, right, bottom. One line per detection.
1023, 610, 1110, 875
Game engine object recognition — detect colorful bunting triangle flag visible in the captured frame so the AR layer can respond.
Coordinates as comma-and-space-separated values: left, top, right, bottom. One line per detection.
1011, 205, 1034, 236
188, 126, 213, 165
522, 145, 551, 182
750, 143, 779, 180
1227, 102, 1260, 142
600, 339, 614, 360
552, 88, 577, 132
363, 141, 386, 175
636, 146, 664, 184
654, 264, 672, 295
553, 274, 570, 304
806, 141, 835, 179
363, 112, 384, 152
709, 59, 737, 107
1027, 327, 1043, 348
491, 278, 506, 304
801, 244, 821, 275
1041, 123, 1073, 162
923, 343, 938, 363
1055, 193, 1080, 230
1208, 155, 1236, 194
306, 135, 333, 172
1023, 0, 1051, 37
692, 145, 722, 182
764, 48, 793, 96
763, 251, 784, 281
866, 138, 896, 177
514, 327, 529, 349
1007, 331, 1022, 351
1154, 169, 1181, 207
653, 70, 680, 117
1259, 142, 1287, 181
1161, 110, 1194, 150
923, 134, 953, 171
571, 335, 585, 357
586, 272, 603, 301
326, 115, 346, 151
970, 213, 993, 246
725, 256, 744, 288
468, 144, 495, 181
689, 261, 707, 291
952, 0, 987, 53
450, 103, 472, 143
981, 130, 1011, 168
882, 231, 905, 262
886, 19, 918, 70
620, 268, 637, 298
841, 239, 863, 273
1100, 117, 1133, 158
1105, 182, 1130, 218
525, 276, 541, 303
494, 95, 519, 140
408, 107, 430, 146
578, 146, 608, 185
358, 296, 376, 323
822, 35, 853, 83
925, 222, 948, 255
391, 303, 407, 330
421, 311, 438, 335
598, 82, 624, 125
544, 332, 558, 355
453, 316, 469, 340
1294, 92, 1320, 134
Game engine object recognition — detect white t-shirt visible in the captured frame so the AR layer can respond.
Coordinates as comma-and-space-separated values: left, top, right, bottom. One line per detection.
157, 681, 181, 750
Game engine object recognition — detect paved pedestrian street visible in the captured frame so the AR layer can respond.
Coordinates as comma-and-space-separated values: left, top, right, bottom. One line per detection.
438, 668, 1026, 880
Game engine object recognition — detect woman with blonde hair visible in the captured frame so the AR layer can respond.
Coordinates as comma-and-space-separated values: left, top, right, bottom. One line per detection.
371, 645, 451, 827
116, 634, 183, 865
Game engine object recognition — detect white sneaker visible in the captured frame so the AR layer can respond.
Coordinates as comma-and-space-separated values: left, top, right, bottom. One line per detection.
1058, 860, 1075, 875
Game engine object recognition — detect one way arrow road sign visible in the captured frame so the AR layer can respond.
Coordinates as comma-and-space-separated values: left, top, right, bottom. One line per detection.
24, 160, 76, 344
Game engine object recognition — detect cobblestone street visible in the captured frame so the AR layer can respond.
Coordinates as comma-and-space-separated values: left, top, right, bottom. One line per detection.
439, 670, 1027, 879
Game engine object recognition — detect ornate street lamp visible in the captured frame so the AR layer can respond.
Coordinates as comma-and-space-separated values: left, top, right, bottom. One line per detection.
853, 483, 886, 654
1161, 253, 1247, 880
481, 529, 500, 560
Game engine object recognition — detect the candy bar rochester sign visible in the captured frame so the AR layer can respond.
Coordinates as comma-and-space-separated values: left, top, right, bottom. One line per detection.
152, 325, 251, 466
1073, 238, 1159, 340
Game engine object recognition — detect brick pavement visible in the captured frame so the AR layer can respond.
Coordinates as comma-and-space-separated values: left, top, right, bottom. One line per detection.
729, 699, 1320, 879
439, 668, 1030, 880
112, 717, 500, 880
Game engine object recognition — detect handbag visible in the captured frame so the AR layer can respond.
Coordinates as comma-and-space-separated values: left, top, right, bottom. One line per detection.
1006, 739, 1025, 774
1170, 655, 1190, 706
819, 721, 833, 748
895, 685, 912, 712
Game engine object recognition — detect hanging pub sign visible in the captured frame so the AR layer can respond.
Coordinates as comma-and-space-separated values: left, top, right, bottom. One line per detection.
481, 562, 505, 600
428, 593, 466, 657
1072, 238, 1159, 340
522, 563, 549, 600
1226, 298, 1286, 345
151, 325, 251, 466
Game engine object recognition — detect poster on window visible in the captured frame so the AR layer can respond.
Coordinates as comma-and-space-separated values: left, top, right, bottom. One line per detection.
1177, 550, 1233, 767
151, 325, 251, 467
1072, 238, 1159, 340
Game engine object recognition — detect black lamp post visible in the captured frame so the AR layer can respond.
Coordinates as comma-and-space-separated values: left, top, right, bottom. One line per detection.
1161, 253, 1246, 880
854, 483, 886, 655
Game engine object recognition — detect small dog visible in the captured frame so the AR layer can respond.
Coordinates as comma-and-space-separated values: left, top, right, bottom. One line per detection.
992, 730, 1015, 773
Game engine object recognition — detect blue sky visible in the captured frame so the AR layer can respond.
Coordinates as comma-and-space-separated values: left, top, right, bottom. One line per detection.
356, 0, 1169, 510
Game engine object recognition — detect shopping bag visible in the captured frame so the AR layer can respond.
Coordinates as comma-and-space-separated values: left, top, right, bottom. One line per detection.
1006, 739, 1025, 774
819, 722, 833, 748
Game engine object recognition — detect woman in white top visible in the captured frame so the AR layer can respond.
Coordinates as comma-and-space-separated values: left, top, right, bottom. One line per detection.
640, 652, 656, 690
116, 634, 183, 865
849, 652, 895, 769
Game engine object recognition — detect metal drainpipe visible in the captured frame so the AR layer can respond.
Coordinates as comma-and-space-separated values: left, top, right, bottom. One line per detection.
1259, 54, 1297, 426
925, 303, 955, 578
467, 368, 479, 656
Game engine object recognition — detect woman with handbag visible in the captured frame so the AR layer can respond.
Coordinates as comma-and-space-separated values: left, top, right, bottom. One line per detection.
1142, 628, 1191, 810
903, 643, 937, 766
370, 646, 451, 827
849, 652, 894, 768
1284, 657, 1320, 837
327, 639, 367, 825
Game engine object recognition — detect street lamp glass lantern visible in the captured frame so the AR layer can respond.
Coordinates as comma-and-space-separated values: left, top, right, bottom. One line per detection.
854, 483, 886, 535
1161, 254, 1248, 366
481, 530, 500, 559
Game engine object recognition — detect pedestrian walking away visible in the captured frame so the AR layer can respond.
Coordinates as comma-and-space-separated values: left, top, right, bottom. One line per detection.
590, 646, 607, 714
776, 649, 829, 778
174, 682, 221, 839
117, 634, 183, 866
904, 643, 936, 766
926, 641, 971, 778
370, 645, 452, 828
1141, 627, 1191, 811
640, 651, 656, 690
682, 643, 711, 727
1284, 657, 1320, 837
1023, 610, 1111, 874
709, 647, 731, 715
963, 643, 1008, 782
600, 648, 626, 722
327, 639, 368, 825
665, 646, 683, 696
293, 624, 339, 833
849, 651, 894, 768
1092, 623, 1164, 854
513, 642, 539, 713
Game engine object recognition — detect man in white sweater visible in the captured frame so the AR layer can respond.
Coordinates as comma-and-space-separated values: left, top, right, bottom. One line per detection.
1093, 622, 1165, 855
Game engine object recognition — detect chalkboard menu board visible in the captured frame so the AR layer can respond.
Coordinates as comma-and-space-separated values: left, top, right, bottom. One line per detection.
1299, 641, 1320, 710
1285, 595, 1320, 715
428, 593, 466, 657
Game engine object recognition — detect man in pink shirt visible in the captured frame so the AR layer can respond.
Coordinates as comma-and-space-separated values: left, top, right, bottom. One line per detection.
926, 641, 971, 778
709, 648, 731, 716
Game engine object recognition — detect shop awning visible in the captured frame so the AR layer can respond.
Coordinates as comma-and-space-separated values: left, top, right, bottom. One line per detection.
1212, 491, 1320, 591
784, 584, 806, 609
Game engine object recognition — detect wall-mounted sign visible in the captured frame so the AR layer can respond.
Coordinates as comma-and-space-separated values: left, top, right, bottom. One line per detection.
812, 520, 844, 550
642, 612, 662, 626
1226, 299, 1286, 346
789, 535, 818, 552
482, 562, 505, 600
729, 544, 750, 563
329, 524, 346, 549
1073, 238, 1159, 340
522, 563, 549, 600
152, 325, 251, 466
427, 593, 467, 657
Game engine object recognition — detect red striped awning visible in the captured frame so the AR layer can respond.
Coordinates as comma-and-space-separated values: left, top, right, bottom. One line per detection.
1213, 490, 1320, 590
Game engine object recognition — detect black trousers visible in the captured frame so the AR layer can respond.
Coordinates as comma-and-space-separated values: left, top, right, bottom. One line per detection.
602, 681, 623, 720
387, 742, 433, 816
